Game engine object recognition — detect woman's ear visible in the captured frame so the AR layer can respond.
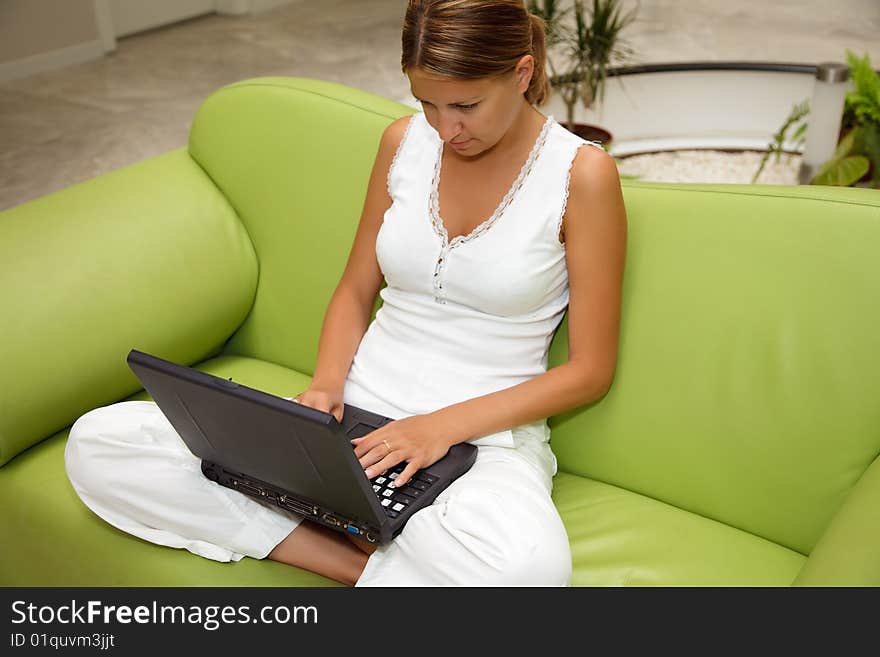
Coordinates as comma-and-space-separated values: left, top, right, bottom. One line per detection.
515, 54, 534, 94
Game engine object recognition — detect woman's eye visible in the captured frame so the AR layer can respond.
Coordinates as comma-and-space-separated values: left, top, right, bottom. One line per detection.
457, 103, 478, 111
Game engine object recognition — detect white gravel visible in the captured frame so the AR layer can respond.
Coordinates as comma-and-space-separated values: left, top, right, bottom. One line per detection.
615, 149, 802, 185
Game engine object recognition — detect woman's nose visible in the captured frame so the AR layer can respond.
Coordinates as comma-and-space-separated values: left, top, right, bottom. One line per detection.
435, 112, 462, 142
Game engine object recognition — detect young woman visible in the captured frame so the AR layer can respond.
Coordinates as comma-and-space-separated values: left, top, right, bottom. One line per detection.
65, 0, 626, 586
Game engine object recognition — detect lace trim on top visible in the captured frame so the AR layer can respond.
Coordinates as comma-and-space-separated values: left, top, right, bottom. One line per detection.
386, 114, 417, 198
429, 115, 555, 251
556, 139, 606, 247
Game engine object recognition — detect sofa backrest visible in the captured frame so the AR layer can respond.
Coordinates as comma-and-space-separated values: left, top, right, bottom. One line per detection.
0, 150, 257, 466
187, 77, 415, 374
549, 182, 880, 555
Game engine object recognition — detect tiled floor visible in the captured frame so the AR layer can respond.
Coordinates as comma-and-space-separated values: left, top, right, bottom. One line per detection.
1, 0, 877, 211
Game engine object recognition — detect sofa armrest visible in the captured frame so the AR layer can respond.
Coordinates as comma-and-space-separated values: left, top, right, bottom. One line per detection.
793, 455, 880, 586
0, 148, 257, 466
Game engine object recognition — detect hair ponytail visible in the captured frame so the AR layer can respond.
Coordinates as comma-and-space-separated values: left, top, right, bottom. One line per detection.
526, 13, 550, 106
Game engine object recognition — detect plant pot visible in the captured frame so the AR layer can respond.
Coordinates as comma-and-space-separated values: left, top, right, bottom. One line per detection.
564, 122, 613, 147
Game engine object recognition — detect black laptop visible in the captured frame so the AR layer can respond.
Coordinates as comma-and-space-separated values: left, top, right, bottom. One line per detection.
126, 349, 477, 544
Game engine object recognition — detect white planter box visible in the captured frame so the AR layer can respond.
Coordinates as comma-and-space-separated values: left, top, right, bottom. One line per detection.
544, 66, 824, 156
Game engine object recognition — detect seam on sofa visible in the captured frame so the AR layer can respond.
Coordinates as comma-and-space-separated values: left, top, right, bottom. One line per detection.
181, 149, 263, 357
622, 182, 880, 208
213, 81, 413, 122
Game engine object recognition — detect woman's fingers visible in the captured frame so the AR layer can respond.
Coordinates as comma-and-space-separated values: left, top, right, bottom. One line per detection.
364, 451, 404, 480
358, 440, 395, 471
357, 447, 381, 471
286, 392, 343, 423
394, 461, 422, 489
353, 433, 405, 479
352, 434, 387, 459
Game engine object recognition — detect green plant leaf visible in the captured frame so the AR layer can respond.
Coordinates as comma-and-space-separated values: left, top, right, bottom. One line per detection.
811, 155, 870, 186
528, 0, 570, 48
554, 0, 637, 112
851, 123, 880, 186
752, 99, 810, 183
832, 128, 857, 159
845, 50, 880, 127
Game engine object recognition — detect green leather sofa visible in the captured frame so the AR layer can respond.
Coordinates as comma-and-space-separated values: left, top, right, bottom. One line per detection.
2, 77, 879, 587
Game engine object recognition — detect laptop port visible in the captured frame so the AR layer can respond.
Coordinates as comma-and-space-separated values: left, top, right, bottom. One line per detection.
279, 496, 318, 516
344, 523, 361, 535
322, 514, 340, 526
232, 480, 263, 498
366, 533, 377, 543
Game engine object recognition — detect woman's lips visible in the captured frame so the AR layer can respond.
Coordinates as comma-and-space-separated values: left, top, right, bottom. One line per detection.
449, 138, 473, 150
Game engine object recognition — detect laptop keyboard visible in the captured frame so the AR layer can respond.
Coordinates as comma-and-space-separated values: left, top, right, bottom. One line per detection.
370, 463, 438, 519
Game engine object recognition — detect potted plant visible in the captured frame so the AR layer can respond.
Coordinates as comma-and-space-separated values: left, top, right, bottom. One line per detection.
529, 0, 638, 146
817, 50, 880, 187
754, 50, 880, 188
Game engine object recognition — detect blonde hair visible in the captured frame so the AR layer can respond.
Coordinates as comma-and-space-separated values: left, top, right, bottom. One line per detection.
401, 0, 550, 106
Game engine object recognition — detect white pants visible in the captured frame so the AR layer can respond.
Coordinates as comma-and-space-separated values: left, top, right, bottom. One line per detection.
65, 400, 572, 586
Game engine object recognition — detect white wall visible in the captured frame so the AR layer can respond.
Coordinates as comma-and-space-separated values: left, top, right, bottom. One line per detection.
0, 0, 295, 84
0, 0, 104, 83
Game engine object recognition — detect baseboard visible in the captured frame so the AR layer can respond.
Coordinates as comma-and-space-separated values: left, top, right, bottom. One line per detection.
250, 0, 295, 14
215, 0, 251, 14
216, 0, 294, 14
0, 39, 106, 85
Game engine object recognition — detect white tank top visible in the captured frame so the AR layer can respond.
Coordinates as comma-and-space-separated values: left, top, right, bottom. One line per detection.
343, 112, 597, 447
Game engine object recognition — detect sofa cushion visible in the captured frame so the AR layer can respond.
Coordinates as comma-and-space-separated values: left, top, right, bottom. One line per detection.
0, 149, 258, 467
0, 355, 337, 586
548, 183, 880, 557
552, 471, 806, 586
793, 454, 880, 586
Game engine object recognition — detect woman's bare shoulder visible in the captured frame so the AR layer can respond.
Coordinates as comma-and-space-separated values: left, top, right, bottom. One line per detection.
560, 143, 625, 242
569, 143, 620, 195
377, 114, 416, 157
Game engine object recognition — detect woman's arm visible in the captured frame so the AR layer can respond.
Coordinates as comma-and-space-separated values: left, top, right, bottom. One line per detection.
293, 117, 411, 420
354, 145, 627, 487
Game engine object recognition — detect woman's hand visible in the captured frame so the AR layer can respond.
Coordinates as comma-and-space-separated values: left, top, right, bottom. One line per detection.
351, 413, 463, 488
287, 386, 344, 424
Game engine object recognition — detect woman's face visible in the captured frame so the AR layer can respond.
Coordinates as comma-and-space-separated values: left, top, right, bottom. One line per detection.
407, 56, 533, 157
